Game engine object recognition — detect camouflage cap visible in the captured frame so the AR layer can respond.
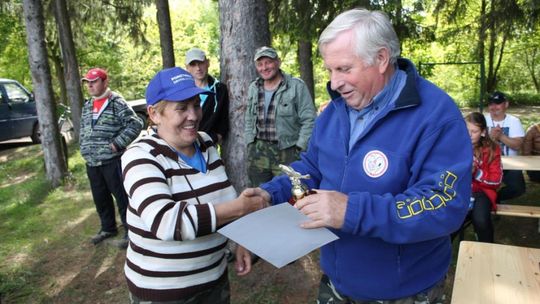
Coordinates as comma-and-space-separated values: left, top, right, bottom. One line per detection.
254, 46, 278, 61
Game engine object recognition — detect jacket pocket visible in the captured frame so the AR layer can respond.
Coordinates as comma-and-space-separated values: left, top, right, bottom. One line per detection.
277, 101, 294, 117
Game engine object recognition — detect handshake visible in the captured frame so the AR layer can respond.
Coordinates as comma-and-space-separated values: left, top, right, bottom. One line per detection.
238, 187, 271, 214
234, 164, 313, 216
214, 187, 270, 227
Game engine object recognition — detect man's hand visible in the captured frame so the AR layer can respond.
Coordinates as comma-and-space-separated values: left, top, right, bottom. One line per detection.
241, 187, 271, 205
294, 189, 348, 229
235, 245, 253, 276
489, 126, 502, 141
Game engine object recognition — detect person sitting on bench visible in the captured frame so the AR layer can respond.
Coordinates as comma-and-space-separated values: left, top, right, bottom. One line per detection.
464, 112, 503, 243
522, 122, 540, 183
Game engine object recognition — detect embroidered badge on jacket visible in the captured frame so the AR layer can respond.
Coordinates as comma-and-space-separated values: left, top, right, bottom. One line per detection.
363, 150, 388, 178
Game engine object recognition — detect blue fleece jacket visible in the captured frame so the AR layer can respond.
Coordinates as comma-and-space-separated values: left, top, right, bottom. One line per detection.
261, 59, 472, 300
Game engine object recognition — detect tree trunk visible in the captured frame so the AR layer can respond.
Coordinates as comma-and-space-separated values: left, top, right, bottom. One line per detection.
51, 53, 67, 106
54, 0, 83, 142
298, 39, 314, 100
155, 0, 175, 68
478, 0, 487, 104
23, 0, 67, 187
219, 0, 270, 191
486, 0, 496, 92
294, 0, 314, 100
525, 49, 540, 93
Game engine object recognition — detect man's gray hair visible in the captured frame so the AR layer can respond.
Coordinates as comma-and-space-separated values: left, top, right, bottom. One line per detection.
318, 8, 400, 66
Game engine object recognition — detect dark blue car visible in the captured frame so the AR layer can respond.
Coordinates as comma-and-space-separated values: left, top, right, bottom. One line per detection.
0, 78, 40, 143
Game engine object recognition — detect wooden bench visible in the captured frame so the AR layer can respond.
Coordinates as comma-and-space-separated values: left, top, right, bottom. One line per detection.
452, 241, 540, 303
456, 204, 540, 242
493, 204, 540, 218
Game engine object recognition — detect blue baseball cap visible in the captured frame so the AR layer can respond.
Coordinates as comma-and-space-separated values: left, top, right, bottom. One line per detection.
145, 67, 213, 106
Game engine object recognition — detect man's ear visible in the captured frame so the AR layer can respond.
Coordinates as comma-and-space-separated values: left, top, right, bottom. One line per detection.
376, 48, 390, 74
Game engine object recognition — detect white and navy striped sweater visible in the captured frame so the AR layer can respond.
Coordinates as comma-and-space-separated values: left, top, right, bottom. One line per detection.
121, 130, 237, 301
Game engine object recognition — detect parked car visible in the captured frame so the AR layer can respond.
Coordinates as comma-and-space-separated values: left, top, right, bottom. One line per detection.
0, 78, 40, 143
127, 98, 149, 129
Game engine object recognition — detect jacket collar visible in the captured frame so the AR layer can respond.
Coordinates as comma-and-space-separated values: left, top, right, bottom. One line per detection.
394, 58, 421, 109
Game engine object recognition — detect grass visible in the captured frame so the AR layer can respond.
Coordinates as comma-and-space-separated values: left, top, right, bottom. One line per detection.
0, 143, 124, 303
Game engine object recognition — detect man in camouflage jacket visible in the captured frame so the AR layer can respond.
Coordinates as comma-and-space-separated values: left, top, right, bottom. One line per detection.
80, 68, 143, 248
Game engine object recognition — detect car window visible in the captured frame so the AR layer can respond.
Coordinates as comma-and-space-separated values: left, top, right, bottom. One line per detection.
4, 83, 30, 104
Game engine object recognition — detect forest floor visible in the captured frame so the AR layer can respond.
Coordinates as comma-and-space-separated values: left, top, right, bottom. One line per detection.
0, 106, 539, 303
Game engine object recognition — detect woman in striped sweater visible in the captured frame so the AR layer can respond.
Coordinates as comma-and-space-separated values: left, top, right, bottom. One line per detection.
121, 67, 266, 303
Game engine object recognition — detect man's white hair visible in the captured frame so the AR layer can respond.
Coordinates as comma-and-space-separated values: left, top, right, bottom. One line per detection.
318, 8, 401, 66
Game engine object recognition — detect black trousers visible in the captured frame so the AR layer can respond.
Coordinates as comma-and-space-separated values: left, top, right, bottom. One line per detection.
86, 158, 128, 233
451, 192, 494, 243
498, 169, 526, 202
527, 170, 540, 183
470, 192, 494, 243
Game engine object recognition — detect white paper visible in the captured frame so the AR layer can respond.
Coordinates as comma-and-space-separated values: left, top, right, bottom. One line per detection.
218, 203, 339, 268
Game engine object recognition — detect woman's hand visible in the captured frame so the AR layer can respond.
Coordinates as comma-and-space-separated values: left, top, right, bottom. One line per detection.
235, 245, 253, 276
215, 188, 269, 226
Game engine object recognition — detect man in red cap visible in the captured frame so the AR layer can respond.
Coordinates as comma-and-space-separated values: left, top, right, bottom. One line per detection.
80, 67, 143, 249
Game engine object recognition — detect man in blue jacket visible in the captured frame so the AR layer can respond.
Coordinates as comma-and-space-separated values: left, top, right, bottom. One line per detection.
252, 9, 472, 303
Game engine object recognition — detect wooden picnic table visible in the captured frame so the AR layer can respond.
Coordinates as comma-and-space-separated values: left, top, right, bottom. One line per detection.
451, 241, 540, 304
501, 155, 540, 171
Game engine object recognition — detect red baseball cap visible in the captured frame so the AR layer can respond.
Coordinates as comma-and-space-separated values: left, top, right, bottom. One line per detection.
82, 68, 108, 81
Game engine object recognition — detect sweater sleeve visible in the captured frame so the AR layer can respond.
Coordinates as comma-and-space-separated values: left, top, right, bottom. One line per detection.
112, 95, 144, 150
244, 82, 258, 145
522, 125, 536, 155
294, 80, 316, 150
122, 146, 216, 241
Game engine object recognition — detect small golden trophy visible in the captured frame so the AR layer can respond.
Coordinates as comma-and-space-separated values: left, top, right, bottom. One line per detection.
279, 164, 312, 205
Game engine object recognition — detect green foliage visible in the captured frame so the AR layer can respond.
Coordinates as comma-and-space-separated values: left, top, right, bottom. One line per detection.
2, 0, 540, 106
426, 0, 540, 96
508, 92, 540, 107
498, 24, 540, 93
0, 8, 32, 87
80, 0, 220, 100
168, 0, 220, 75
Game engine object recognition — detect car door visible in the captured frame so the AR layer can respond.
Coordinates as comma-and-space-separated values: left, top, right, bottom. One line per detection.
0, 83, 10, 141
2, 81, 38, 140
